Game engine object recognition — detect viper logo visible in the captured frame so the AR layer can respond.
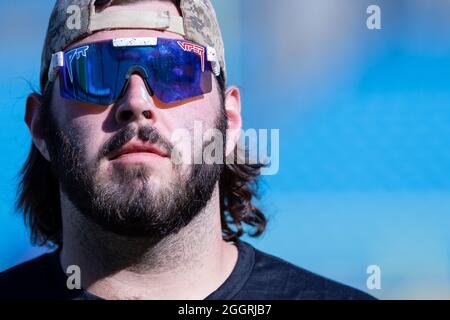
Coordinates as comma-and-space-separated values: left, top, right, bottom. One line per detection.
177, 41, 205, 72
66, 46, 89, 83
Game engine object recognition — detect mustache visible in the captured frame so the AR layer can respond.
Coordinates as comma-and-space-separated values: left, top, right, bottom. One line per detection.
99, 125, 174, 160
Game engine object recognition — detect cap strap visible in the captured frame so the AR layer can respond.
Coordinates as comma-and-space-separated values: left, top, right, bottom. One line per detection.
89, 9, 185, 36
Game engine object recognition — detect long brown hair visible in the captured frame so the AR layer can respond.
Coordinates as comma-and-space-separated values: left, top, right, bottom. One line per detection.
16, 71, 267, 247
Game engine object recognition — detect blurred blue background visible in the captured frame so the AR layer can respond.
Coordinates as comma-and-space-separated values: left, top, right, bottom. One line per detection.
1, 0, 449, 299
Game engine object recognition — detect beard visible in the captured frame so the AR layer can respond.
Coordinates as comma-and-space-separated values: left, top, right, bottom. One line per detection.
44, 107, 227, 241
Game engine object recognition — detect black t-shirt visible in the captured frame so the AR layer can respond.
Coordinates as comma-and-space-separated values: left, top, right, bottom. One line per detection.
0, 240, 375, 300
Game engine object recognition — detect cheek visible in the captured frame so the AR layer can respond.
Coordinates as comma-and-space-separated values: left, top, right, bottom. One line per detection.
168, 95, 220, 132
54, 90, 109, 143
60, 114, 110, 164
167, 102, 222, 165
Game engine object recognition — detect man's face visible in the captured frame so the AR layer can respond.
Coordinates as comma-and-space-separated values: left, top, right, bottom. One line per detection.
43, 1, 227, 239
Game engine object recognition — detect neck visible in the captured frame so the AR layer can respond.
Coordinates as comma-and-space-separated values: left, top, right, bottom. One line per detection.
59, 185, 238, 300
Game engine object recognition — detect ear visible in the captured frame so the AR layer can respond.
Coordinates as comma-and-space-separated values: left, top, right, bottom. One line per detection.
25, 93, 51, 161
224, 86, 242, 157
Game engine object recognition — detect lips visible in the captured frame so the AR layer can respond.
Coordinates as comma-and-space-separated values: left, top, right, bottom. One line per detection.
108, 141, 169, 160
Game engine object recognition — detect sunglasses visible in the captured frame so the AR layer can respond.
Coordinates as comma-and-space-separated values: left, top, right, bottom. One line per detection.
48, 37, 221, 105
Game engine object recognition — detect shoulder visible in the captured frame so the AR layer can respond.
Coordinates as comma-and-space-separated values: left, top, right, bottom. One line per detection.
0, 253, 52, 286
238, 241, 376, 300
0, 251, 66, 299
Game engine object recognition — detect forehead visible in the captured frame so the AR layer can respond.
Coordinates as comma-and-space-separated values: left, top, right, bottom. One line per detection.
67, 0, 183, 50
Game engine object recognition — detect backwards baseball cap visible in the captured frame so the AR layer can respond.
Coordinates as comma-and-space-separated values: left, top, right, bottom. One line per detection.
40, 0, 226, 93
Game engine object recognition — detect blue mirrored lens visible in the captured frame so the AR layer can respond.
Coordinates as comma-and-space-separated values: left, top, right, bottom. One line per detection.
59, 38, 213, 105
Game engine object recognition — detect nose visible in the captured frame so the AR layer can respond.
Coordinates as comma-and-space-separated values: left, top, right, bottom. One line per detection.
114, 74, 155, 124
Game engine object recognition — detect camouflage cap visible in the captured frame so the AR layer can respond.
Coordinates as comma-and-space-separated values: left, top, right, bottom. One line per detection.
40, 0, 226, 92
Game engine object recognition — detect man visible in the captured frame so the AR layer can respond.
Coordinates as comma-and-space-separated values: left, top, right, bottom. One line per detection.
0, 0, 374, 300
